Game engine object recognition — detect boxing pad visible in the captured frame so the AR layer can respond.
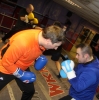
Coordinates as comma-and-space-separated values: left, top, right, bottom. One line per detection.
60, 69, 67, 78
33, 18, 38, 24
28, 13, 34, 20
34, 55, 48, 70
61, 60, 76, 80
13, 68, 36, 83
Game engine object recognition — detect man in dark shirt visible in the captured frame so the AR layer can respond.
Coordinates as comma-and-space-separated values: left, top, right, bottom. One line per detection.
1, 4, 34, 43
92, 43, 99, 99
91, 43, 99, 59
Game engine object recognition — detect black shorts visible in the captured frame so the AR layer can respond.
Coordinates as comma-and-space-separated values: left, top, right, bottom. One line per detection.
51, 50, 61, 61
43, 49, 54, 55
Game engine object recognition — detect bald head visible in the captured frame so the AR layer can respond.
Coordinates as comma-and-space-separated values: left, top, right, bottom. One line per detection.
26, 4, 34, 14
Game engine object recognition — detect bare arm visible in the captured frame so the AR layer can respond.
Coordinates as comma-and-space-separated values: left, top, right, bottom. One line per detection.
20, 17, 26, 21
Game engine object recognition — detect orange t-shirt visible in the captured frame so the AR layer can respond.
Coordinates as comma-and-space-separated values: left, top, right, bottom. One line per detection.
0, 29, 45, 74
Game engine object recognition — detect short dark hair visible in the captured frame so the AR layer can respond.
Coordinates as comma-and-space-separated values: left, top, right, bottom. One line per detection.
42, 25, 65, 43
76, 43, 93, 57
53, 21, 62, 28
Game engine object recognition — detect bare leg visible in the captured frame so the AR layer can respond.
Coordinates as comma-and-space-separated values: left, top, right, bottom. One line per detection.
55, 61, 61, 72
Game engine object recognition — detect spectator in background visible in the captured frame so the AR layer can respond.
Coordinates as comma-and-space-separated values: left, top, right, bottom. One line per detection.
91, 43, 99, 60
90, 40, 99, 99
91, 43, 99, 99
0, 4, 38, 43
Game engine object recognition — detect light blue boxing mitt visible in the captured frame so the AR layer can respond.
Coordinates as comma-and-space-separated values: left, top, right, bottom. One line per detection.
60, 60, 76, 79
60, 69, 67, 78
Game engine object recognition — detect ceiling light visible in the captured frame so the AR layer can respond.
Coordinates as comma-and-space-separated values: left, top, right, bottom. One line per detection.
65, 0, 81, 8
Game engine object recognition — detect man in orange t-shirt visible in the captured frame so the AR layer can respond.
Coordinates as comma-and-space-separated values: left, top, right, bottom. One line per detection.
0, 25, 64, 100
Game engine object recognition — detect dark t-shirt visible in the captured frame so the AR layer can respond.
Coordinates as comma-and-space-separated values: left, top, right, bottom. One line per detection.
43, 45, 62, 55
15, 9, 32, 29
43, 45, 62, 61
91, 46, 99, 59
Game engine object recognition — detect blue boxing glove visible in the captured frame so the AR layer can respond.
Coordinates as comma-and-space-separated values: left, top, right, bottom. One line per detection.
61, 60, 76, 80
60, 69, 67, 78
34, 55, 48, 70
13, 68, 36, 83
